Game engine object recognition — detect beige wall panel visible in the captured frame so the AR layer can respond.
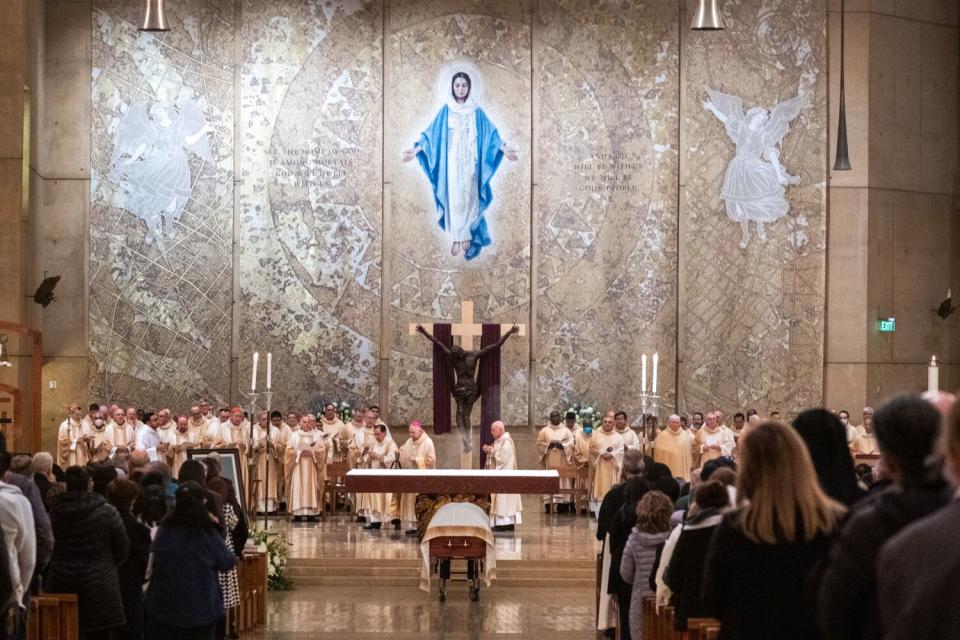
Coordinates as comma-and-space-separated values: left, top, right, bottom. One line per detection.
89, 0, 235, 407
534, 1, 680, 420
681, 0, 828, 416
239, 1, 383, 412
387, 0, 531, 424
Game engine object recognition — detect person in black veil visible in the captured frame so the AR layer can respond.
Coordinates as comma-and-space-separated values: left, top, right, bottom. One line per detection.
792, 409, 862, 507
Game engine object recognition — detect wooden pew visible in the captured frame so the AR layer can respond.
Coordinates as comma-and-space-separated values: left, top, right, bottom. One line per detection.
640, 597, 722, 640
236, 551, 268, 633
28, 594, 79, 640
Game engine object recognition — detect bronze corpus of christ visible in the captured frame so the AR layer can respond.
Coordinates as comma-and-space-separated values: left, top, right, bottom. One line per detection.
416, 323, 520, 453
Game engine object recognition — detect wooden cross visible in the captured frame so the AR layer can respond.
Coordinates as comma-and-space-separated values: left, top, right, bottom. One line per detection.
408, 300, 526, 350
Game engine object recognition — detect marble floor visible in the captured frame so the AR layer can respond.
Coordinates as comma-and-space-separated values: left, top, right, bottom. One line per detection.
250, 496, 602, 638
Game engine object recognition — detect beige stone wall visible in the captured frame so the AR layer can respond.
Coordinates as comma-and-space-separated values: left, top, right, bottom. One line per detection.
14, 0, 847, 451
824, 0, 959, 412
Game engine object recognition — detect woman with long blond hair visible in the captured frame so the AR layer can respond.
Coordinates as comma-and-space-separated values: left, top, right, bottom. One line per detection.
702, 421, 845, 640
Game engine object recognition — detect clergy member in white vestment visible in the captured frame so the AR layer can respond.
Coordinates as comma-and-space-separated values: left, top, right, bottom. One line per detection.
155, 409, 178, 467
341, 413, 367, 469
57, 404, 91, 469
107, 408, 135, 453
88, 413, 113, 463
484, 421, 522, 531
353, 411, 380, 523
398, 420, 437, 535
572, 421, 594, 513
251, 411, 282, 513
58, 404, 91, 468
216, 407, 252, 494
589, 414, 625, 516
170, 415, 199, 476
853, 421, 879, 455
653, 414, 696, 481
614, 411, 642, 451
537, 411, 575, 512
80, 404, 97, 435
281, 412, 300, 503
123, 407, 145, 449
360, 423, 399, 530
199, 400, 217, 426
319, 403, 345, 462
696, 413, 735, 465
135, 414, 162, 460
284, 415, 326, 522
269, 411, 290, 505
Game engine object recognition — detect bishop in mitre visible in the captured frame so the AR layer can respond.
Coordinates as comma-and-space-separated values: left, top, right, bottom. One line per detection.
57, 403, 91, 467
398, 420, 436, 535
359, 423, 398, 530
537, 410, 575, 513
653, 414, 695, 481
216, 407, 252, 492
251, 410, 282, 513
285, 414, 327, 522
589, 414, 625, 516
484, 421, 522, 532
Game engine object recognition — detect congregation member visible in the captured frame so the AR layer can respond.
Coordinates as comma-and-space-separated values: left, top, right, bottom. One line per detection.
590, 413, 625, 516
620, 490, 673, 640
397, 420, 436, 535
652, 414, 694, 481
285, 415, 326, 522
105, 479, 151, 640
702, 421, 844, 640
0, 450, 36, 637
818, 394, 949, 640
536, 410, 575, 512
484, 421, 522, 532
359, 423, 398, 530
792, 409, 862, 506
47, 466, 129, 639
143, 482, 236, 640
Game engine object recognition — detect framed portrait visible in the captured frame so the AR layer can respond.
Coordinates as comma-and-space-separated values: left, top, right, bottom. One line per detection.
186, 448, 246, 513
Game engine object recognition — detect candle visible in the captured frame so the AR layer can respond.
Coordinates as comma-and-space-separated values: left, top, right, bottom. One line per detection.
266, 352, 272, 390
641, 354, 648, 395
652, 352, 659, 395
251, 351, 259, 391
928, 355, 939, 393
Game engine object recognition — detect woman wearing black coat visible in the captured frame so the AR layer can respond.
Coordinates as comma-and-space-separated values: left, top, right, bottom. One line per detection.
47, 466, 130, 639
106, 479, 152, 640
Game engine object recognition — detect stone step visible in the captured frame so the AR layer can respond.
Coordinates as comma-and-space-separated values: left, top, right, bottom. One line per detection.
288, 574, 596, 588
288, 557, 596, 570
287, 567, 594, 580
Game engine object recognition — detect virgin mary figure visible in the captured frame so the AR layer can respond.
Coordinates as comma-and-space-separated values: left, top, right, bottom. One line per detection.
402, 67, 518, 260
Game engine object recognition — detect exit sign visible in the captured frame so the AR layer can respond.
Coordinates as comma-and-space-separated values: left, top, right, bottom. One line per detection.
879, 318, 896, 332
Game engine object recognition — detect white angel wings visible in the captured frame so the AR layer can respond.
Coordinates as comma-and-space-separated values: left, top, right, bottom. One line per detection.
109, 98, 212, 169
704, 86, 806, 149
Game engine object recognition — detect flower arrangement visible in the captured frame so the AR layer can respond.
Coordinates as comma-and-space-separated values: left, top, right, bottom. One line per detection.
566, 401, 599, 427
248, 525, 293, 591
337, 401, 353, 423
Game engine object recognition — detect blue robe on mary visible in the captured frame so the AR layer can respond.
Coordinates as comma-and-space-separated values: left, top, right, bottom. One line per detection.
414, 104, 505, 260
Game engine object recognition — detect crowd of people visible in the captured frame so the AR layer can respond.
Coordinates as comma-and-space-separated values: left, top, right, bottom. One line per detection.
578, 391, 958, 640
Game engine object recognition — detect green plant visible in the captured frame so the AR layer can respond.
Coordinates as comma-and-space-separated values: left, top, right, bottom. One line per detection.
248, 525, 294, 591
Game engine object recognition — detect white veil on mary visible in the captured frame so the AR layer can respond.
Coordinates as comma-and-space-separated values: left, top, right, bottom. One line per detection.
437, 59, 484, 116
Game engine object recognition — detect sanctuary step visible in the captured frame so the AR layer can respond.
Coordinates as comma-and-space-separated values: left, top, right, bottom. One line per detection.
286, 557, 596, 589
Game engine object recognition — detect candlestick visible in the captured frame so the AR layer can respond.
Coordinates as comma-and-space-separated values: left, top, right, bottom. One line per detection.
642, 354, 648, 394
251, 351, 259, 392
652, 352, 659, 395
928, 355, 939, 393
266, 352, 272, 390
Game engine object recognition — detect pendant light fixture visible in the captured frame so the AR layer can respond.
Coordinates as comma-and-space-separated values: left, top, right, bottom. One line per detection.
139, 0, 170, 32
833, 0, 851, 170
691, 0, 725, 31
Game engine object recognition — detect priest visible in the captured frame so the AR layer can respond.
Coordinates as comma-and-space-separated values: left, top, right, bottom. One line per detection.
284, 414, 326, 522
359, 423, 398, 530
88, 411, 113, 463
653, 414, 695, 481
353, 410, 379, 524
58, 403, 91, 467
397, 420, 437, 535
319, 403, 345, 462
108, 407, 135, 453
155, 408, 178, 467
589, 414, 625, 516
170, 414, 199, 476
484, 421, 522, 532
614, 411, 642, 451
695, 412, 735, 465
536, 410, 575, 513
216, 407, 252, 494
251, 410, 281, 513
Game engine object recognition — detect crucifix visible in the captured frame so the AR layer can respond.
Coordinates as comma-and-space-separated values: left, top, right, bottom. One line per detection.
409, 301, 526, 456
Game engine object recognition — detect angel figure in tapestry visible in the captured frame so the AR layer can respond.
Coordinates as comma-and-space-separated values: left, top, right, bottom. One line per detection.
109, 98, 214, 244
703, 87, 806, 248
402, 62, 519, 261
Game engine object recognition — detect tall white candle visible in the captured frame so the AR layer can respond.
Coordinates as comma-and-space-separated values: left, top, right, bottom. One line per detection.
652, 352, 659, 395
251, 351, 259, 391
641, 354, 648, 394
266, 352, 272, 390
928, 355, 939, 393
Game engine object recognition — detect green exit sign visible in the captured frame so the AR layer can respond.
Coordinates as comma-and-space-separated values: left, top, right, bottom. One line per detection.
879, 318, 896, 332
